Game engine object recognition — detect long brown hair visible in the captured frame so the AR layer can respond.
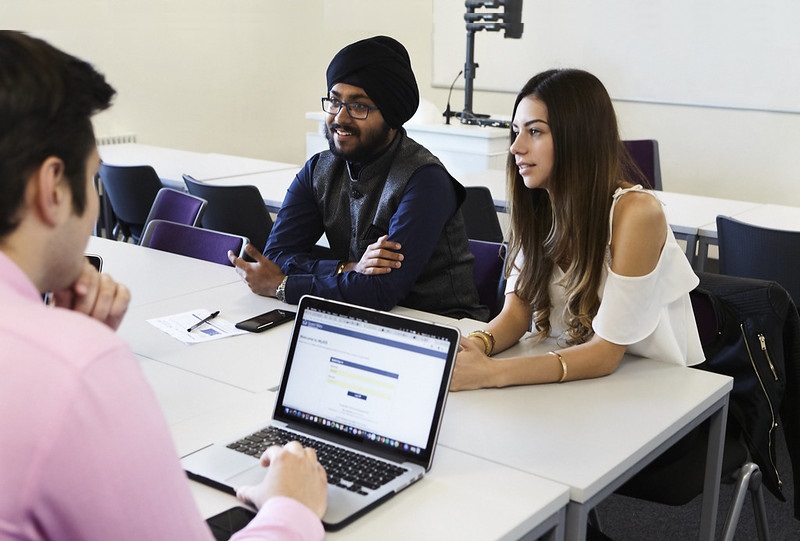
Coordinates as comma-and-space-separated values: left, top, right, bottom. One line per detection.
505, 69, 642, 344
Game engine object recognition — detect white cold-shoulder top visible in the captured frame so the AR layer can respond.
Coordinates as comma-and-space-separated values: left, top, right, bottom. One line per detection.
505, 185, 705, 367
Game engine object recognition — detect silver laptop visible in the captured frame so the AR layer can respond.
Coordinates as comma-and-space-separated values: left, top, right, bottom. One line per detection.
181, 295, 460, 530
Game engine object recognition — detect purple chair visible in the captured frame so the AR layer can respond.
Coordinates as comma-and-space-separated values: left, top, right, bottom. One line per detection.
141, 188, 207, 245
140, 220, 248, 266
467, 239, 507, 319
623, 139, 662, 191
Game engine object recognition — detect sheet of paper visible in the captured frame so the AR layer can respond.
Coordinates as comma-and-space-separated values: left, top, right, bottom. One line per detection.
147, 308, 247, 344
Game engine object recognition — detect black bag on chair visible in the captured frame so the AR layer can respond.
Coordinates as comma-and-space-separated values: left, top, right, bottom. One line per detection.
617, 272, 800, 519
691, 273, 788, 502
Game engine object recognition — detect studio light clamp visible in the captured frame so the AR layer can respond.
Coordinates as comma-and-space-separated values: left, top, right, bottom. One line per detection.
443, 0, 524, 129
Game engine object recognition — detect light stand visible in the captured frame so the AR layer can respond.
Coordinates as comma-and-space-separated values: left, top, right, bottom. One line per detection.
443, 0, 524, 129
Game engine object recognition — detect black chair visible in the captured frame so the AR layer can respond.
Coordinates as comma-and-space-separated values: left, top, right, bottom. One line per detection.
717, 215, 800, 308
98, 163, 163, 242
612, 272, 800, 541
462, 186, 504, 243
140, 220, 248, 266
467, 239, 507, 319
623, 139, 662, 191
183, 175, 273, 254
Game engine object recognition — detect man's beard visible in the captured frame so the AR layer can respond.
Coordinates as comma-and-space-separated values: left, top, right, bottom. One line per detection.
324, 122, 393, 163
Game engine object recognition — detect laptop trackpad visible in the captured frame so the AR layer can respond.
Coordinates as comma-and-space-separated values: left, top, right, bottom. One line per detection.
182, 445, 263, 485
227, 465, 269, 487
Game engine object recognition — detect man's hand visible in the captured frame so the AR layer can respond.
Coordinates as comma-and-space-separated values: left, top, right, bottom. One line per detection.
50, 261, 130, 330
236, 441, 328, 519
349, 235, 403, 275
228, 243, 286, 297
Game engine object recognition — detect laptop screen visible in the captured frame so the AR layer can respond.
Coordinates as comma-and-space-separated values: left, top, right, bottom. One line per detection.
274, 296, 459, 466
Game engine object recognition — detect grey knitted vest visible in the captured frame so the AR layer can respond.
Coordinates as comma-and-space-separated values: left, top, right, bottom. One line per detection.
312, 130, 488, 320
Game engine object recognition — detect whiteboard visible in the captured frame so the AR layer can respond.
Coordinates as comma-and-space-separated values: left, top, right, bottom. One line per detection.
433, 0, 800, 113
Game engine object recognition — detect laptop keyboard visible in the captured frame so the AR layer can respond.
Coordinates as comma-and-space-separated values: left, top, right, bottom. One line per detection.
227, 426, 408, 495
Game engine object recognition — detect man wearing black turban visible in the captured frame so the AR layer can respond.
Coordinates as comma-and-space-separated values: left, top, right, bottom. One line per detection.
230, 36, 488, 322
325, 35, 419, 131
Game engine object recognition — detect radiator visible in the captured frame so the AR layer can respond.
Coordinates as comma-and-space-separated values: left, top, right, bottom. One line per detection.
96, 133, 137, 146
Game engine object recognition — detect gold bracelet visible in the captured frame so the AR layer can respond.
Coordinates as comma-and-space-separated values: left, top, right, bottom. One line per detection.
467, 332, 491, 355
468, 330, 495, 356
335, 261, 347, 274
548, 351, 567, 383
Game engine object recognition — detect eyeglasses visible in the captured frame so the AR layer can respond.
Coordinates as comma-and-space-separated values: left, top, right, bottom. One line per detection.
321, 97, 378, 120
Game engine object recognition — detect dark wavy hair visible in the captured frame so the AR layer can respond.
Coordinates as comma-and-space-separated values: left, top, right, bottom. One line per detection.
0, 31, 115, 238
505, 69, 643, 345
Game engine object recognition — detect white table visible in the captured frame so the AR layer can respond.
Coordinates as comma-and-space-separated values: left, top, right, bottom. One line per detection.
98, 143, 296, 187
93, 238, 460, 392
654, 192, 762, 270
92, 239, 573, 539
440, 321, 733, 541
693, 202, 800, 270
726, 203, 800, 232
86, 236, 240, 306
118, 280, 291, 392
206, 152, 296, 176
118, 280, 466, 393
87, 238, 572, 540
188, 443, 570, 541
92, 239, 731, 540
172, 388, 570, 541
654, 192, 759, 240
89, 237, 291, 391
136, 354, 273, 455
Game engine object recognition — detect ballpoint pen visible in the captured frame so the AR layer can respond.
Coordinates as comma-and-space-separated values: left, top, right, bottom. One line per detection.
187, 310, 220, 332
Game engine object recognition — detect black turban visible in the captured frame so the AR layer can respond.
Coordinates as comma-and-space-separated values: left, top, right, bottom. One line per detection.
326, 36, 419, 129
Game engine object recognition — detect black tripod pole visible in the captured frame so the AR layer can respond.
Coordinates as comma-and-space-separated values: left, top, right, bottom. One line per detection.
456, 0, 520, 128
462, 10, 490, 122
463, 27, 477, 117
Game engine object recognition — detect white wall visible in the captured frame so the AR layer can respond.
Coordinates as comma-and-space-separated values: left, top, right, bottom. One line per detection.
434, 1, 800, 114
4, 0, 799, 205
3, 0, 328, 165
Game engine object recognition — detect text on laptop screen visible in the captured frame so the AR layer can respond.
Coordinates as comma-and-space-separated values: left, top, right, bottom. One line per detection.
280, 306, 450, 456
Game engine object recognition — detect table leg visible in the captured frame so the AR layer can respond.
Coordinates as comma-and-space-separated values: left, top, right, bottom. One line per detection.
564, 502, 588, 541
698, 397, 729, 540
695, 237, 715, 273
683, 232, 698, 270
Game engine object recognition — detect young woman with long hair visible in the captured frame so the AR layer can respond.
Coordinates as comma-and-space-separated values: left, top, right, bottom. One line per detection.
452, 69, 703, 390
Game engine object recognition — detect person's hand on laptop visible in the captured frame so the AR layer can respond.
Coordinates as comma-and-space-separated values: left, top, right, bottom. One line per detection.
50, 261, 130, 330
236, 441, 328, 519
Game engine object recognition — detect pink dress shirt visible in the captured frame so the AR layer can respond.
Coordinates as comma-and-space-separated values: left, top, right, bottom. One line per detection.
0, 252, 323, 541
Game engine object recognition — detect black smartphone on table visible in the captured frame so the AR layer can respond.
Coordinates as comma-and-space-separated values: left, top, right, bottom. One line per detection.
207, 506, 256, 540
85, 254, 103, 272
235, 308, 295, 333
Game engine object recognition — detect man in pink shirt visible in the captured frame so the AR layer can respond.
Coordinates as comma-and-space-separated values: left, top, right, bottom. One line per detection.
0, 31, 326, 540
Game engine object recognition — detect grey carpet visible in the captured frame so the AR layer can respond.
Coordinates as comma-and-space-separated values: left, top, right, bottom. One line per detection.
595, 427, 800, 540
